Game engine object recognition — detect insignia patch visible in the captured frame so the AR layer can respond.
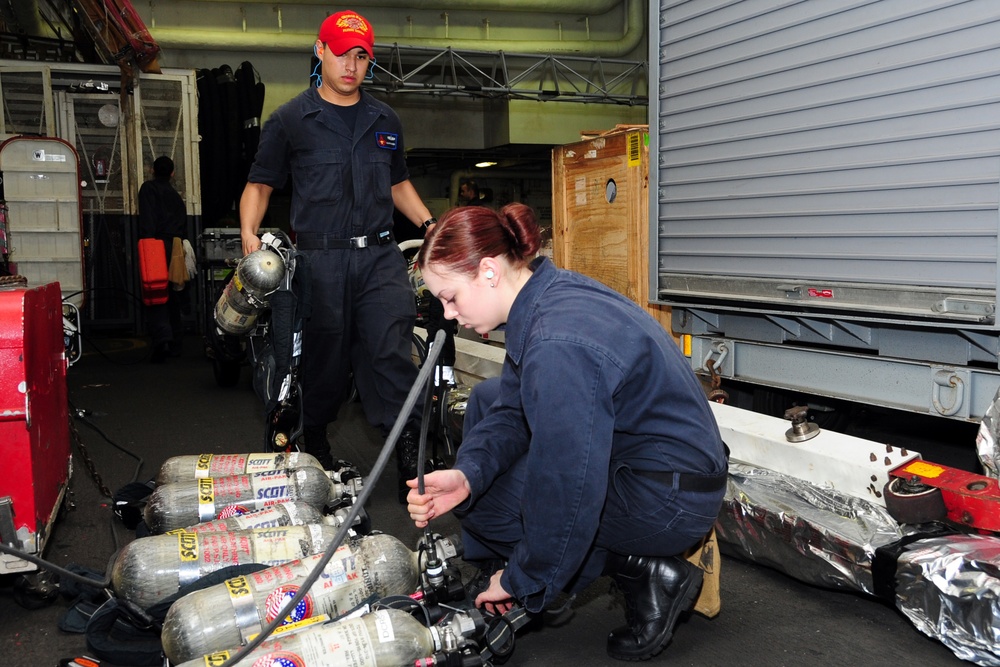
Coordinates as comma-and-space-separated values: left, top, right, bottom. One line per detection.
218, 504, 250, 519
337, 13, 369, 37
265, 585, 313, 624
253, 652, 304, 667
376, 132, 399, 150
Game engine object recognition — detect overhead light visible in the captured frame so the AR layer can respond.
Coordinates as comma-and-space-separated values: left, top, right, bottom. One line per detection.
475, 161, 497, 168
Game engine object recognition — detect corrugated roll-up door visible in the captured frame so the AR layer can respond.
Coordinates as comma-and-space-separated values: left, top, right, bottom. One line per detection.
654, 0, 1000, 324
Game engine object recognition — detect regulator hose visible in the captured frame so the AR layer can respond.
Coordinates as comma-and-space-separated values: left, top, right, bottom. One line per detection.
218, 329, 447, 667
0, 401, 144, 590
0, 541, 114, 589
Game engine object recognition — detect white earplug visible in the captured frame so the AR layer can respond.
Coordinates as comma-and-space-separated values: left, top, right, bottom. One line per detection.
485, 269, 495, 279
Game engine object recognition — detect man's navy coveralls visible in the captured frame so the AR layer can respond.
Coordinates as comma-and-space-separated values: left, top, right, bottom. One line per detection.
248, 87, 420, 435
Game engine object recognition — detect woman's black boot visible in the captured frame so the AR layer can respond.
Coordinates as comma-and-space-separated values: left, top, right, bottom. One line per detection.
605, 552, 703, 661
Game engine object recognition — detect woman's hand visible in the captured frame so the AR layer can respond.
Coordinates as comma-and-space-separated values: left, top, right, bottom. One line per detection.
406, 469, 471, 528
475, 569, 516, 615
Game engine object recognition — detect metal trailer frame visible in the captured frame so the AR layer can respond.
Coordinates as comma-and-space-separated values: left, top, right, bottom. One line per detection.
648, 0, 1000, 421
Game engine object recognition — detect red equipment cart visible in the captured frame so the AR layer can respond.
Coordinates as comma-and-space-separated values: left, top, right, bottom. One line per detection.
0, 282, 71, 574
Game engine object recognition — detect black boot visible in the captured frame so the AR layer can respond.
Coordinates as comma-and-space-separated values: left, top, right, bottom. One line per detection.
395, 427, 421, 505
605, 553, 703, 661
465, 558, 507, 600
150, 341, 169, 364
302, 426, 335, 470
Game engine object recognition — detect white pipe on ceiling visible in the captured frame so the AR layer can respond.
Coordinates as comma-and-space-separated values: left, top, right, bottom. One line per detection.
150, 0, 643, 58
201, 0, 621, 12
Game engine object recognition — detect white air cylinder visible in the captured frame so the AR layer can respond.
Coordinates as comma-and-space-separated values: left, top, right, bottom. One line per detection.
174, 501, 324, 534
161, 533, 422, 663
174, 607, 481, 667
214, 247, 285, 335
155, 452, 327, 485
111, 524, 341, 609
143, 467, 334, 534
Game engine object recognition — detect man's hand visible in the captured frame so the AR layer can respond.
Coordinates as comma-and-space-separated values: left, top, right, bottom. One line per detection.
406, 469, 471, 528
241, 232, 262, 256
475, 569, 516, 615
238, 181, 273, 256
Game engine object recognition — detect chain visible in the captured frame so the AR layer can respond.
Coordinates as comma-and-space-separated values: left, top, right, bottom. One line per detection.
68, 412, 114, 499
704, 359, 729, 404
0, 275, 28, 288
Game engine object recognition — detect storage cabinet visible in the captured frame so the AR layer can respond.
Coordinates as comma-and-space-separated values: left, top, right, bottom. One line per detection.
0, 282, 70, 571
0, 137, 84, 307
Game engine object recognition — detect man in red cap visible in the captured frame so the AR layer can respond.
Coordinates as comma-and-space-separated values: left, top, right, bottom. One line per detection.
240, 10, 437, 502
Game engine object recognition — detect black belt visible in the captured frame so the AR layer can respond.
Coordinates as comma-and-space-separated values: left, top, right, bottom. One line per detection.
296, 230, 393, 250
632, 468, 728, 492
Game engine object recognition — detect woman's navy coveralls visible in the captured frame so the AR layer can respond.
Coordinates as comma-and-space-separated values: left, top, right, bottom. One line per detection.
248, 87, 420, 434
453, 258, 728, 613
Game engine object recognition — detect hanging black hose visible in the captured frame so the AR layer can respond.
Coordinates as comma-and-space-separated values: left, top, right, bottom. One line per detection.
216, 329, 448, 667
0, 542, 115, 590
0, 397, 150, 589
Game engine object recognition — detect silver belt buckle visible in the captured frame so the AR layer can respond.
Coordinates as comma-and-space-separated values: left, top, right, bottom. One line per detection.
350, 235, 368, 249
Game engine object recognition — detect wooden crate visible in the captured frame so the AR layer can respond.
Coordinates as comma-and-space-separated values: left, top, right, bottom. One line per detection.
551, 126, 672, 333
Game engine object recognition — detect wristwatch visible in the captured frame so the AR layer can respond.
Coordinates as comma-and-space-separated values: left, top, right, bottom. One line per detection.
421, 217, 437, 231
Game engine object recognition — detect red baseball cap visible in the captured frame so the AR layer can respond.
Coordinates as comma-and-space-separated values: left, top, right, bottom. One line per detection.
318, 10, 375, 58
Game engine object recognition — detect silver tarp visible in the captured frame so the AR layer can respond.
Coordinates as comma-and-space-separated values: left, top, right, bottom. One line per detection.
977, 385, 1000, 479
717, 463, 1000, 665
717, 463, 904, 595
897, 534, 1000, 666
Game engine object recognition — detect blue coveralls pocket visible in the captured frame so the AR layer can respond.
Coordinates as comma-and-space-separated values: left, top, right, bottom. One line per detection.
373, 245, 418, 320
294, 150, 345, 203
368, 150, 392, 202
601, 463, 722, 557
306, 253, 348, 334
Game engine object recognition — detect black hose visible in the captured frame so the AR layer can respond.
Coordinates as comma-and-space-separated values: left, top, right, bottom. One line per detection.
0, 541, 114, 589
70, 401, 144, 485
218, 329, 447, 667
0, 395, 145, 592
483, 613, 517, 659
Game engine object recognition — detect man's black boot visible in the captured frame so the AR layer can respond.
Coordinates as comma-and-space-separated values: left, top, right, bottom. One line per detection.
150, 341, 169, 364
395, 427, 421, 505
302, 426, 335, 470
605, 553, 703, 661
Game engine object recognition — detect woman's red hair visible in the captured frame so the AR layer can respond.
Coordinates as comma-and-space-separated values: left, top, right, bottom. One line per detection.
417, 203, 542, 277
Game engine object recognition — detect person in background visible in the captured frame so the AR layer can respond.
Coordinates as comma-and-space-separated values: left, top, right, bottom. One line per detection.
425, 177, 482, 382
458, 178, 483, 206
138, 155, 188, 363
406, 203, 728, 661
239, 9, 437, 501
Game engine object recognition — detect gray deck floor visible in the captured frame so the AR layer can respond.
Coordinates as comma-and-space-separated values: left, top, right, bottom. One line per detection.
0, 334, 971, 666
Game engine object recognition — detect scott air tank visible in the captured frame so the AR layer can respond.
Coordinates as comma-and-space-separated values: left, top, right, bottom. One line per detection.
176, 503, 369, 539
174, 607, 484, 667
111, 524, 341, 609
173, 501, 324, 534
214, 246, 285, 335
161, 533, 424, 663
155, 452, 330, 485
143, 467, 335, 534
